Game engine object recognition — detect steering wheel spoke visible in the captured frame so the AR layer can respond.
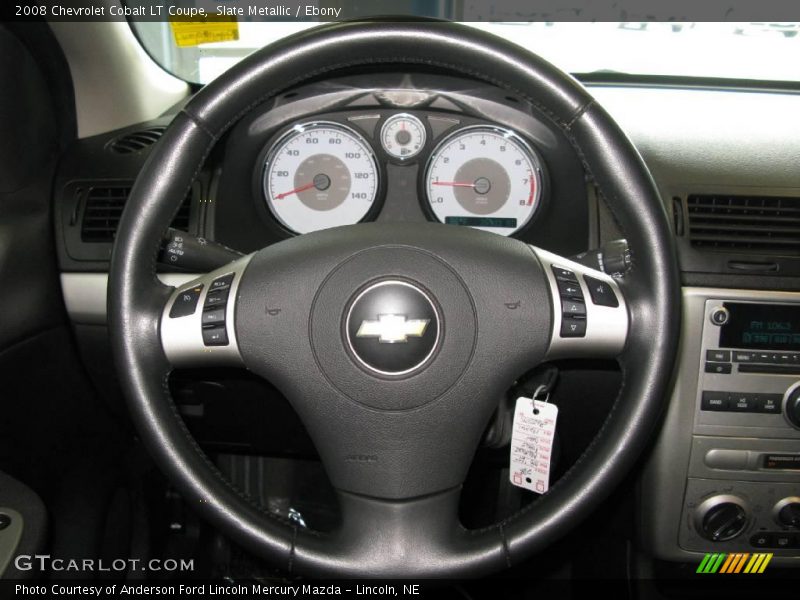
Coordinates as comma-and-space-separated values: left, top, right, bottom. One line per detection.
531, 246, 629, 361
160, 254, 252, 368
295, 487, 508, 578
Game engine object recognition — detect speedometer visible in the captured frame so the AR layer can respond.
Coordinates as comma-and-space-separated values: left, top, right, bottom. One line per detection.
424, 126, 544, 236
263, 122, 379, 234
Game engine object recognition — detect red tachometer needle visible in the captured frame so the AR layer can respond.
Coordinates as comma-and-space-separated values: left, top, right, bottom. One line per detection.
274, 182, 315, 199
432, 181, 475, 188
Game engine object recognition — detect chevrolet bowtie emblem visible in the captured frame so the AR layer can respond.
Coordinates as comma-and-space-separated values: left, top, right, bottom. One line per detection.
355, 314, 430, 343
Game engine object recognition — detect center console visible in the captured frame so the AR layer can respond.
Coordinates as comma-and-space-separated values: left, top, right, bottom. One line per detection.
640, 288, 800, 565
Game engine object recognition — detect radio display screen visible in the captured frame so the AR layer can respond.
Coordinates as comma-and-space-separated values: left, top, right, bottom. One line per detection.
719, 302, 800, 351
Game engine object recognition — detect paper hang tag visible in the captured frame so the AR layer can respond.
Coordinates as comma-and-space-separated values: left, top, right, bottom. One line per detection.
509, 397, 558, 494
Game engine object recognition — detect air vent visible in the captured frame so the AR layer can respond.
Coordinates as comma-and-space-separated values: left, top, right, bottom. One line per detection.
687, 194, 800, 256
109, 126, 166, 154
80, 185, 191, 243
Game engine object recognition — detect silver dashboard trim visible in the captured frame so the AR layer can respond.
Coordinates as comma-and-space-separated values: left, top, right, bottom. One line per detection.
61, 273, 198, 325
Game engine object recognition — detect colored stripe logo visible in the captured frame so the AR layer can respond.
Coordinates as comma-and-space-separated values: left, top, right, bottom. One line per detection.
696, 553, 772, 574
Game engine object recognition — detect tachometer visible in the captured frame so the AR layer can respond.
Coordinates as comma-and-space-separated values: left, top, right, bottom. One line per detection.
424, 126, 544, 236
264, 122, 379, 234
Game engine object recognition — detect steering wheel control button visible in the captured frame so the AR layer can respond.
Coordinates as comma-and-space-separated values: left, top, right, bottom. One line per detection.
169, 285, 203, 318
561, 299, 586, 316
346, 280, 440, 376
583, 275, 619, 308
209, 273, 234, 292
552, 266, 578, 282
560, 317, 587, 338
557, 280, 582, 299
201, 307, 226, 326
204, 288, 229, 308
710, 306, 730, 326
705, 362, 732, 374
202, 326, 228, 346
701, 391, 730, 411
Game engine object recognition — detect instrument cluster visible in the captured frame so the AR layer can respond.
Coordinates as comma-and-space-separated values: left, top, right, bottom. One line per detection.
259, 110, 547, 238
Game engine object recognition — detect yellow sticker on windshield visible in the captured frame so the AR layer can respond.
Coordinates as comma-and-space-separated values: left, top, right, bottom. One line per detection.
169, 16, 239, 48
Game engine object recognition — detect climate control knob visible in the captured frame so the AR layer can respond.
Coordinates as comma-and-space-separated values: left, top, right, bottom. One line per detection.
695, 495, 749, 542
774, 497, 800, 528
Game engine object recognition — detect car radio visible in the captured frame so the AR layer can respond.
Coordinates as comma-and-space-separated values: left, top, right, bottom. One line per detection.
676, 298, 800, 558
700, 300, 800, 428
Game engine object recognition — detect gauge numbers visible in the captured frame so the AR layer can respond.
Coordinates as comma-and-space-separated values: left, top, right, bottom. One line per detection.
264, 122, 379, 234
425, 126, 543, 236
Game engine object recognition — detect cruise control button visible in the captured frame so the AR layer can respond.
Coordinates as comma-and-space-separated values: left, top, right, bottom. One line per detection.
557, 280, 583, 299
552, 266, 577, 282
705, 362, 732, 374
583, 275, 619, 308
202, 326, 228, 346
204, 288, 229, 308
210, 273, 234, 292
701, 391, 729, 411
561, 300, 586, 316
560, 317, 586, 338
202, 307, 226, 325
169, 285, 203, 318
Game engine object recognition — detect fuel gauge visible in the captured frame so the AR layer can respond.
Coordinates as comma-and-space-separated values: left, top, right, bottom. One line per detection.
380, 113, 426, 160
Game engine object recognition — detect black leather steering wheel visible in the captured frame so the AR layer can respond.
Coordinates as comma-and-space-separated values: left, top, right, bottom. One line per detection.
109, 21, 680, 577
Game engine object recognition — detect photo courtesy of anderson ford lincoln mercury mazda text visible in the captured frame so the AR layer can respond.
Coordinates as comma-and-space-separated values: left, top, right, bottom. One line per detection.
1, 1, 800, 597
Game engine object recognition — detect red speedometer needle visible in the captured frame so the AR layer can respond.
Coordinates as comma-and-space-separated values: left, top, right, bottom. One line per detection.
432, 181, 475, 188
274, 182, 315, 199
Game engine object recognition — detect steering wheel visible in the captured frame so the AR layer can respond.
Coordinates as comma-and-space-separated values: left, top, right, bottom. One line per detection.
109, 21, 680, 577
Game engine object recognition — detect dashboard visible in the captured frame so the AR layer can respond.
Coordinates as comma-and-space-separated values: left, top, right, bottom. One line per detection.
53, 69, 800, 569
209, 72, 588, 257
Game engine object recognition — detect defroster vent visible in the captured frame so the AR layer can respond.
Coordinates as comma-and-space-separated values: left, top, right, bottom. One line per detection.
687, 194, 800, 256
109, 126, 166, 154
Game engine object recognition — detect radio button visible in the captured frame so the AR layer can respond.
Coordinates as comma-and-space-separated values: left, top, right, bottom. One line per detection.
754, 394, 782, 414
730, 393, 757, 412
701, 391, 730, 411
706, 350, 731, 362
705, 362, 732, 375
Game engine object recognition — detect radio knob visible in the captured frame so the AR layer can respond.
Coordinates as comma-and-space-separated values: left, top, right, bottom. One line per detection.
774, 497, 800, 528
695, 495, 749, 542
784, 386, 800, 429
709, 306, 730, 326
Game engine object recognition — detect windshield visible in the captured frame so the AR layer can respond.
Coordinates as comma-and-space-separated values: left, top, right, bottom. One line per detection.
130, 19, 800, 85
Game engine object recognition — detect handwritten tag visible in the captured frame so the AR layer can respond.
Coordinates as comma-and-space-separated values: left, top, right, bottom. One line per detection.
509, 397, 557, 494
